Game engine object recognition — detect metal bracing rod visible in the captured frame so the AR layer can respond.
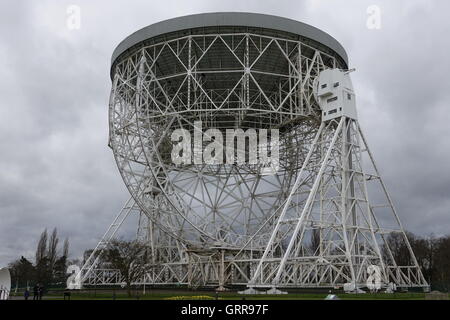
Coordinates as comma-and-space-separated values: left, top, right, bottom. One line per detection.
108, 30, 347, 288
249, 121, 326, 285
115, 42, 325, 120
231, 135, 318, 256
187, 36, 192, 109
354, 121, 389, 283
339, 118, 357, 285
108, 73, 120, 148
272, 117, 345, 285
135, 111, 215, 242
114, 32, 338, 70
356, 123, 428, 286
78, 196, 135, 284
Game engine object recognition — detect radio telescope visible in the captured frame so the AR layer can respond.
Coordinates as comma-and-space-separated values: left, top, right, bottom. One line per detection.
0, 268, 11, 300
78, 12, 428, 292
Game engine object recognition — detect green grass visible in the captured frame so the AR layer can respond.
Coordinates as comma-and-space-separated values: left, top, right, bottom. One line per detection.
20, 289, 433, 300
11, 286, 446, 300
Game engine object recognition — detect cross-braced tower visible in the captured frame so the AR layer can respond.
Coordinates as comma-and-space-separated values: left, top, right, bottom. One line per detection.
247, 69, 427, 292
77, 13, 428, 292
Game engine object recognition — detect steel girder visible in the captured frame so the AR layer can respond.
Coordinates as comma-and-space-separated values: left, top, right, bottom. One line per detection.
79, 31, 427, 292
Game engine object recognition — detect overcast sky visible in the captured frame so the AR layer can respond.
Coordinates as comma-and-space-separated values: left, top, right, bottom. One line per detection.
1, 0, 449, 267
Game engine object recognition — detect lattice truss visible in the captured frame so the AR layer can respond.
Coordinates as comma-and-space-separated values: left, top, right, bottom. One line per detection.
81, 31, 427, 290
248, 118, 427, 288
109, 32, 335, 247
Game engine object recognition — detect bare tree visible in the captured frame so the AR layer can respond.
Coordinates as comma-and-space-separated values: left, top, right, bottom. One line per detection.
103, 239, 149, 297
8, 256, 35, 288
47, 228, 59, 269
63, 238, 69, 258
35, 229, 48, 265
309, 228, 321, 255
382, 231, 415, 266
35, 229, 52, 285
434, 236, 450, 291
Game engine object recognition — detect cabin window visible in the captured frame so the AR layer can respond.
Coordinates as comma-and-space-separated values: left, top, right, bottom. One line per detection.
328, 109, 338, 115
327, 97, 338, 103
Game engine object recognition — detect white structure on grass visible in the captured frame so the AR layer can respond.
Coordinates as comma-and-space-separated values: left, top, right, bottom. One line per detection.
77, 13, 428, 292
0, 268, 11, 300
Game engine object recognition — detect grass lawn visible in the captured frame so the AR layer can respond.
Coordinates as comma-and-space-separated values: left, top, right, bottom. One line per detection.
17, 289, 434, 300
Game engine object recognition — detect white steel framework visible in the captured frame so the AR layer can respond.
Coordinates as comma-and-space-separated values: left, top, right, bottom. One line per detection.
79, 15, 428, 292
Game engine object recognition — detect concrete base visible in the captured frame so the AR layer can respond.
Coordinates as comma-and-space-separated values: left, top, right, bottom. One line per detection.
265, 287, 288, 295
238, 287, 261, 295
238, 287, 288, 295
215, 286, 230, 292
